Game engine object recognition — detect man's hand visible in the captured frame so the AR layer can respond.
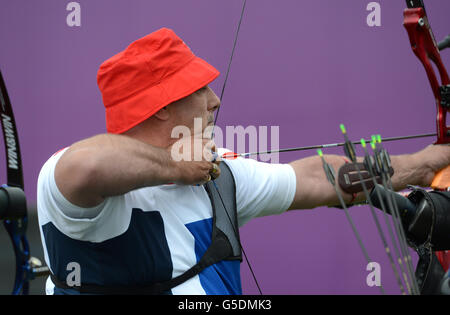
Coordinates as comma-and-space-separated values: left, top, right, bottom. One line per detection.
169, 137, 221, 186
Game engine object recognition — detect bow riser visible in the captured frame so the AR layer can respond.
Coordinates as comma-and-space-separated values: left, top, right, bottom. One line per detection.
403, 7, 450, 190
403, 8, 450, 145
404, 2, 450, 278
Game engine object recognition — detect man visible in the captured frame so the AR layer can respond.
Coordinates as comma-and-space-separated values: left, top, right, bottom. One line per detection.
37, 28, 450, 295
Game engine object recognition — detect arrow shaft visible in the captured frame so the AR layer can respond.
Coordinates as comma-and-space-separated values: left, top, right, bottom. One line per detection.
233, 132, 436, 158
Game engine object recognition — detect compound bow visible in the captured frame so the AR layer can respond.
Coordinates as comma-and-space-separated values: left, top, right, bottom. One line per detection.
214, 0, 450, 295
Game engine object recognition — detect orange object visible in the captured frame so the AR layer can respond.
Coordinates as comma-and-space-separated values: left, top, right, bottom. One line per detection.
431, 166, 450, 190
97, 28, 220, 134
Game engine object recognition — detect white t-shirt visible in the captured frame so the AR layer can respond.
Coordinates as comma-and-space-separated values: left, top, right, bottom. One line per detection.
37, 148, 296, 295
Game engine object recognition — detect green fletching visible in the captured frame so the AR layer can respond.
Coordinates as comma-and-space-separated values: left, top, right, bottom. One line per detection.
317, 149, 323, 157
377, 135, 382, 143
339, 124, 346, 134
361, 139, 366, 147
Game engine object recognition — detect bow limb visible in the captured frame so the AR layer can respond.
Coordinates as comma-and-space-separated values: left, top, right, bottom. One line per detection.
0, 69, 29, 294
0, 70, 49, 294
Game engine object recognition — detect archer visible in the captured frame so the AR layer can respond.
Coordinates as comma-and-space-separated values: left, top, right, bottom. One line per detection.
36, 27, 450, 295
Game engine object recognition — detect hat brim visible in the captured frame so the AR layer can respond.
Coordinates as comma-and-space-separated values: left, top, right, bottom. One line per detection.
106, 56, 220, 134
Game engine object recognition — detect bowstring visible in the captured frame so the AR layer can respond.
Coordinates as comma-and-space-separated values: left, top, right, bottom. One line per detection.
212, 0, 247, 132
210, 0, 263, 294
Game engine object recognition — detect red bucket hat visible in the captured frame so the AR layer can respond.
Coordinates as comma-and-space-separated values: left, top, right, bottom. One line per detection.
97, 28, 220, 134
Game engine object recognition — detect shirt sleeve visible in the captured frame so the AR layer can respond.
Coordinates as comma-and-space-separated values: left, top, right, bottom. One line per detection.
220, 150, 297, 227
36, 148, 116, 240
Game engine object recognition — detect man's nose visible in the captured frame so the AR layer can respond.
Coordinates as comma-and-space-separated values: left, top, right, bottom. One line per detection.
207, 88, 221, 112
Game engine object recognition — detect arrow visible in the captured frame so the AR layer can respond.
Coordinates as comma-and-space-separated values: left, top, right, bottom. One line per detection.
220, 132, 436, 160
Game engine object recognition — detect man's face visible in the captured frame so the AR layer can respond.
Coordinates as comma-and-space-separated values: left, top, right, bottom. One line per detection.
169, 85, 220, 139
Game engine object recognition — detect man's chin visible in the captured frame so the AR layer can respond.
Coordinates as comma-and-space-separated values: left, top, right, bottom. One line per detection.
204, 124, 215, 139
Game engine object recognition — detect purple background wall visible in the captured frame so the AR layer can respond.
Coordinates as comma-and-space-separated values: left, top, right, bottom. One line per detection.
0, 0, 449, 294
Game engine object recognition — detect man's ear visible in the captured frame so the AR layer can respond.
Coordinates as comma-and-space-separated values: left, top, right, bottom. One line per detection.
153, 106, 170, 121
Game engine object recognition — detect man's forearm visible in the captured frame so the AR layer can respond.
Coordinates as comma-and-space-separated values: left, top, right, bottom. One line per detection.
288, 145, 450, 210
390, 144, 450, 190
288, 154, 353, 210
55, 133, 179, 207
389, 153, 425, 191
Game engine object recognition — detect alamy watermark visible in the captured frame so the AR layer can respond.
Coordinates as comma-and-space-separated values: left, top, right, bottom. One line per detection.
170, 118, 280, 163
366, 2, 381, 27
66, 261, 81, 287
66, 2, 81, 27
366, 261, 382, 287
65, 2, 382, 28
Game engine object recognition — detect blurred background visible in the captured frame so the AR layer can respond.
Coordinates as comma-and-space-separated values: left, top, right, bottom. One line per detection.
0, 0, 449, 294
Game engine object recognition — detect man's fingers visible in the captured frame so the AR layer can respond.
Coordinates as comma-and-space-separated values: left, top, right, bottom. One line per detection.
211, 163, 219, 173
210, 162, 221, 180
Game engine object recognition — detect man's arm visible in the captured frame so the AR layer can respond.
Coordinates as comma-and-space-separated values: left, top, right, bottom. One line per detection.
287, 145, 450, 210
55, 133, 216, 208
